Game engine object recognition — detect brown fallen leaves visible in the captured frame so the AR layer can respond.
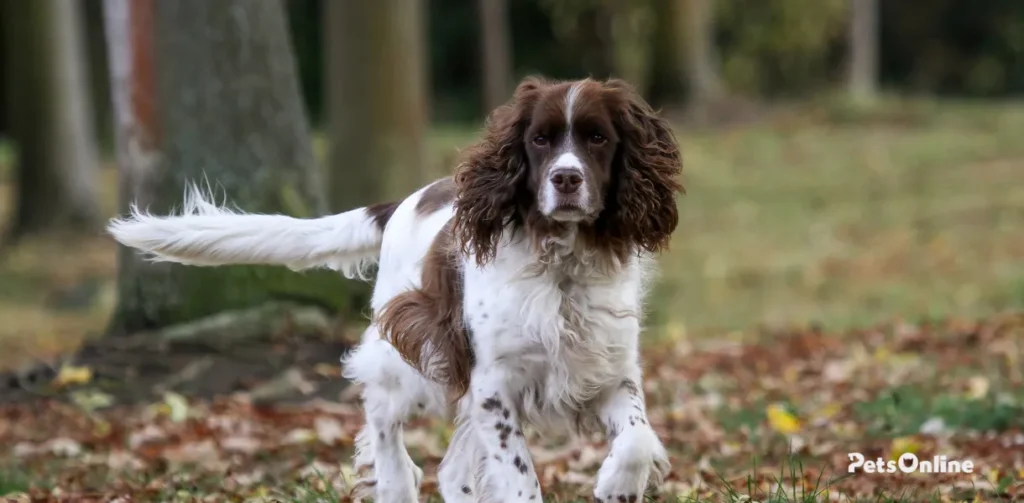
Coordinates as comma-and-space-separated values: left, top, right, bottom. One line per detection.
2, 313, 1024, 502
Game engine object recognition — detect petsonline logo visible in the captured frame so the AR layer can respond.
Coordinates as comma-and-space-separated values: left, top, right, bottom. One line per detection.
848, 452, 975, 474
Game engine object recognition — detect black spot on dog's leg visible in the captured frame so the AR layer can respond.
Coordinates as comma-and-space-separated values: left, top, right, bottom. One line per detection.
462, 486, 472, 494
513, 455, 528, 474
482, 396, 502, 411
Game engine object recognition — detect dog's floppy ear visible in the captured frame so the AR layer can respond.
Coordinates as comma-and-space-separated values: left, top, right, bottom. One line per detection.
453, 77, 548, 265
594, 78, 684, 258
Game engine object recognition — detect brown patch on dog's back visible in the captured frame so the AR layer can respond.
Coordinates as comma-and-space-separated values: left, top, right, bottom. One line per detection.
416, 177, 456, 216
376, 220, 474, 399
365, 201, 399, 231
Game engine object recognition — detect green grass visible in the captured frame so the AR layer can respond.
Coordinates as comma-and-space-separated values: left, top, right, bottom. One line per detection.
652, 99, 1024, 334
854, 385, 1024, 437
0, 466, 31, 496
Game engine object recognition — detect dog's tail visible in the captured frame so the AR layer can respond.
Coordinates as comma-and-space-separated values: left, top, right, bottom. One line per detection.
106, 184, 394, 280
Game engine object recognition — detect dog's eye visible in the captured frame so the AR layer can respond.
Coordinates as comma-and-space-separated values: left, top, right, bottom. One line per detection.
532, 135, 549, 147
589, 133, 607, 145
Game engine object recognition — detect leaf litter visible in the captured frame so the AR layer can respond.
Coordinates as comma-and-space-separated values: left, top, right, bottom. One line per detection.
1, 313, 1023, 501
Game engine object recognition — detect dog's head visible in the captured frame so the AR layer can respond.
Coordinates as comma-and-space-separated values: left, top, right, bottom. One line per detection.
453, 77, 685, 265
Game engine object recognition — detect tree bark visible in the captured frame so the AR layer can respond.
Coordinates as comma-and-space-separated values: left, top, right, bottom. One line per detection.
478, 0, 513, 113
104, 0, 353, 334
848, 0, 879, 104
684, 0, 723, 107
602, 1, 654, 94
2, 0, 100, 241
647, 0, 686, 106
324, 0, 429, 210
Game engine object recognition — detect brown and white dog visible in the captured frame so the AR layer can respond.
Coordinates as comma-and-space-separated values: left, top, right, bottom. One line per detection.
108, 76, 684, 502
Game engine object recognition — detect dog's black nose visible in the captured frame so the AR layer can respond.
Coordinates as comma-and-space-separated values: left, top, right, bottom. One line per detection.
550, 169, 583, 194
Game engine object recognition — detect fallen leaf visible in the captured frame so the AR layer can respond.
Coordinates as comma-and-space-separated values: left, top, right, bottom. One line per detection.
52, 364, 92, 388
13, 442, 37, 457
163, 391, 190, 422
229, 469, 265, 487
106, 451, 145, 471
46, 437, 82, 457
890, 437, 920, 459
69, 389, 115, 411
314, 416, 347, 445
221, 435, 262, 455
129, 424, 166, 449
967, 376, 990, 400
283, 428, 316, 445
163, 439, 226, 471
919, 417, 947, 435
313, 363, 340, 378
766, 403, 801, 435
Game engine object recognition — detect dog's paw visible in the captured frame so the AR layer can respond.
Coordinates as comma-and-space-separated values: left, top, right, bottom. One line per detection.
593, 428, 670, 502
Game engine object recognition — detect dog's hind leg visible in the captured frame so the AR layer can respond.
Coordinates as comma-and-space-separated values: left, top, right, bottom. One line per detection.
343, 332, 446, 503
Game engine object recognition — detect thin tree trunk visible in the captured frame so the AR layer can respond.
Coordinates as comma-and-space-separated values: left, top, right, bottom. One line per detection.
647, 0, 686, 106
848, 0, 879, 104
685, 0, 723, 107
324, 0, 429, 210
105, 0, 351, 334
84, 0, 114, 150
478, 0, 513, 113
103, 0, 164, 333
602, 1, 654, 93
2, 0, 100, 241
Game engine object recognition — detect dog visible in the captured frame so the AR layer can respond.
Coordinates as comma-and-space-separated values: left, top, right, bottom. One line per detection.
107, 76, 685, 502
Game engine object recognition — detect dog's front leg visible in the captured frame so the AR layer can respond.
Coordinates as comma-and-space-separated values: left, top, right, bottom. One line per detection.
469, 364, 542, 502
593, 376, 671, 502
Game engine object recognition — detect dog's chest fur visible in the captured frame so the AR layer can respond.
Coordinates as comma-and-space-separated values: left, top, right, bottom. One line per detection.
462, 231, 646, 434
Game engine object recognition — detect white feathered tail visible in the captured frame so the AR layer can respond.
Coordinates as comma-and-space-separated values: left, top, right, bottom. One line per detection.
106, 184, 386, 279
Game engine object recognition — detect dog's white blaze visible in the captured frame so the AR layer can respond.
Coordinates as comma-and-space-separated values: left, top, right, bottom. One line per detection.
552, 152, 583, 170
565, 81, 583, 127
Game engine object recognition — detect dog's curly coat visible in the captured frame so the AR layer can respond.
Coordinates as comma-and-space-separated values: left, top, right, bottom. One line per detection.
107, 76, 684, 503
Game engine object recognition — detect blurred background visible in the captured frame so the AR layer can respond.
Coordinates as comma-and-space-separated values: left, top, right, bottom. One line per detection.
0, 0, 1022, 372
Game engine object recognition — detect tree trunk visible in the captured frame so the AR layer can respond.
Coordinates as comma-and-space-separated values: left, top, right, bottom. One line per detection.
104, 0, 353, 334
478, 0, 513, 113
602, 1, 654, 94
2, 0, 100, 241
848, 0, 879, 104
84, 0, 114, 151
684, 0, 723, 107
647, 0, 686, 106
324, 0, 429, 210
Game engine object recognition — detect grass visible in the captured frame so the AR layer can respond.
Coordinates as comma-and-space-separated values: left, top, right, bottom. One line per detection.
0, 466, 30, 496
